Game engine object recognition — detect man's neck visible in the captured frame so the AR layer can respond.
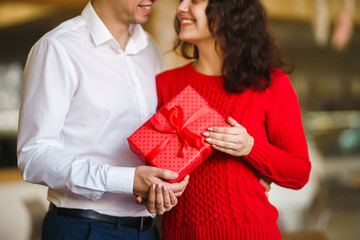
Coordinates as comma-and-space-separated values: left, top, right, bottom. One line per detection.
91, 1, 130, 50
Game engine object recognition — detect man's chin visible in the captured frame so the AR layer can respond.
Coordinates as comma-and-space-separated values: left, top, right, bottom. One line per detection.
137, 16, 150, 25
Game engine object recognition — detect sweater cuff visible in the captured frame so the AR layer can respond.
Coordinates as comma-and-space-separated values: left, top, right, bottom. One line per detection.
243, 137, 271, 169
106, 167, 136, 195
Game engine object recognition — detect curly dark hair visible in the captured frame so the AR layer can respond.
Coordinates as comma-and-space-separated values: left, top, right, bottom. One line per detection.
174, 0, 293, 93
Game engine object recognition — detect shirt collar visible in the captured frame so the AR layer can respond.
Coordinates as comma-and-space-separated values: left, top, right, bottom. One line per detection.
81, 2, 113, 46
81, 1, 149, 54
126, 24, 149, 55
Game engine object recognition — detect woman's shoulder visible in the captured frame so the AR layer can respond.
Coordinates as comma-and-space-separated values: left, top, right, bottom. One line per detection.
262, 68, 299, 106
269, 67, 290, 82
156, 63, 193, 106
267, 68, 293, 93
156, 62, 192, 82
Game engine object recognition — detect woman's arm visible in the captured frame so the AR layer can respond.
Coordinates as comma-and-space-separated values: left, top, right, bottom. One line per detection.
203, 74, 311, 190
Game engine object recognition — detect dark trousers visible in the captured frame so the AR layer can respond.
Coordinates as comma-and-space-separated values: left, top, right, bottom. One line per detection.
41, 207, 158, 240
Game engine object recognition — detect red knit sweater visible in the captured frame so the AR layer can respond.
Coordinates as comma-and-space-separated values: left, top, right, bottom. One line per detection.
156, 63, 311, 240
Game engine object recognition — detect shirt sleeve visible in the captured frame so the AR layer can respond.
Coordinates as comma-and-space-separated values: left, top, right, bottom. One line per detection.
17, 38, 135, 200
242, 73, 311, 190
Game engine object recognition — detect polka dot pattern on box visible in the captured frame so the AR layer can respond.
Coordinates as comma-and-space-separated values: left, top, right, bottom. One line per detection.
127, 85, 229, 182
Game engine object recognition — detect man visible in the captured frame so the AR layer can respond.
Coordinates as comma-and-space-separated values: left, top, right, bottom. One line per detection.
17, 0, 189, 239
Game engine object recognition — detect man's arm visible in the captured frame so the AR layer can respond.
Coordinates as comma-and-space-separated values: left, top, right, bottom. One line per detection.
18, 37, 189, 201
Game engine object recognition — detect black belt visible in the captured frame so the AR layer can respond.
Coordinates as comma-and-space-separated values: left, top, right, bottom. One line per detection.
49, 203, 153, 231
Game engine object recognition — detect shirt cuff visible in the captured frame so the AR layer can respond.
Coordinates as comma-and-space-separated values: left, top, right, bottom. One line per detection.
107, 167, 136, 195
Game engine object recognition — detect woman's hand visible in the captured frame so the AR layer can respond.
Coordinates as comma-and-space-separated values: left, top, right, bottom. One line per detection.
134, 183, 178, 215
203, 116, 254, 157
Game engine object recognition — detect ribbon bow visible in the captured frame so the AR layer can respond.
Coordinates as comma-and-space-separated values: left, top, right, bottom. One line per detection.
146, 105, 209, 161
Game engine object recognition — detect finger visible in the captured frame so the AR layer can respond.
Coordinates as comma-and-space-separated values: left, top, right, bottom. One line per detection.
206, 138, 240, 151
134, 196, 143, 204
226, 116, 242, 127
146, 184, 156, 213
169, 190, 178, 206
155, 184, 165, 212
165, 175, 190, 197
204, 132, 241, 144
162, 186, 172, 211
207, 125, 244, 135
155, 168, 179, 181
260, 178, 271, 192
211, 144, 240, 156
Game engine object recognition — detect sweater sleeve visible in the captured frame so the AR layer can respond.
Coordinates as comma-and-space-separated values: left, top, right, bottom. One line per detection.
243, 73, 311, 190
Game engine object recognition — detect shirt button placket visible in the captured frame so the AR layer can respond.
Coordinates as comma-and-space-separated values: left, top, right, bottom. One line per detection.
124, 54, 147, 122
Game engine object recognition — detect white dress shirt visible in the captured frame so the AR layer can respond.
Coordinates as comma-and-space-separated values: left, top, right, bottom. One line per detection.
17, 2, 162, 217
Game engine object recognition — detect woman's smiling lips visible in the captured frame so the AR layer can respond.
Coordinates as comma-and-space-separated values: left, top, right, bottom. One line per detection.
180, 17, 195, 26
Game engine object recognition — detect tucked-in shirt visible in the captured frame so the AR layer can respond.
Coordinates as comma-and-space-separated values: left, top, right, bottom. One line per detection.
17, 2, 162, 217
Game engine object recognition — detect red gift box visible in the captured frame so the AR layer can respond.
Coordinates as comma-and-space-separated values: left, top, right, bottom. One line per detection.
127, 85, 229, 182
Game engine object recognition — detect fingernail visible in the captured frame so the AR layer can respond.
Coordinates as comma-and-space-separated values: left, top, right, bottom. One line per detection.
152, 184, 156, 190
208, 127, 213, 131
203, 132, 209, 137
206, 138, 212, 143
172, 172, 178, 179
169, 190, 174, 195
163, 186, 168, 191
157, 183, 162, 189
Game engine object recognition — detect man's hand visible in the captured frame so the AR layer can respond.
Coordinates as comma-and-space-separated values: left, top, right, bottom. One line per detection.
260, 178, 271, 198
133, 166, 189, 198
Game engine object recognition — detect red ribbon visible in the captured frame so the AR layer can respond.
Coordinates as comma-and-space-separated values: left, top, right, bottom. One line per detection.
146, 105, 209, 161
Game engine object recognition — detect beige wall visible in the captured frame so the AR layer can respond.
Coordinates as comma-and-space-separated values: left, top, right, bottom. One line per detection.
144, 0, 189, 71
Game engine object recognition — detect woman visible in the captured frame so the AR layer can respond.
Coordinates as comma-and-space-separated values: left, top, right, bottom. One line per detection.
156, 0, 311, 239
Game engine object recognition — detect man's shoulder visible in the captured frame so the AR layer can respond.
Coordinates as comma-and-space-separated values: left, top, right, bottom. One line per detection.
40, 16, 84, 43
143, 31, 159, 51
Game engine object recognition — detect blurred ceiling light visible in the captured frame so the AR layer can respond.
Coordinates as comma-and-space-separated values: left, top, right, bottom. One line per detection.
331, 0, 356, 51
313, 0, 330, 47
0, 3, 54, 29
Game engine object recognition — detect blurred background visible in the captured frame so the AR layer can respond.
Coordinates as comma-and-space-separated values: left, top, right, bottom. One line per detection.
0, 0, 359, 240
